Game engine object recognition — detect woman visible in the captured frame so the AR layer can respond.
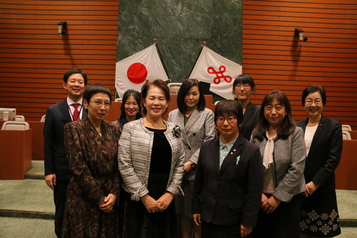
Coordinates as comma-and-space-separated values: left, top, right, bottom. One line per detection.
250, 90, 306, 238
118, 79, 184, 238
298, 85, 342, 238
113, 89, 142, 129
62, 84, 121, 237
168, 78, 215, 238
192, 100, 264, 238
233, 74, 260, 140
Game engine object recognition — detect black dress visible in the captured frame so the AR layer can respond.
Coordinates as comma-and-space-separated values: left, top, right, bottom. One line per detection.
298, 116, 342, 237
119, 128, 177, 238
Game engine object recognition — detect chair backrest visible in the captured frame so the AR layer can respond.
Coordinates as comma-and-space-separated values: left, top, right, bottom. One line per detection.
40, 115, 46, 122
114, 98, 122, 102
15, 115, 25, 121
342, 124, 352, 131
1, 121, 30, 130
342, 131, 352, 140
167, 83, 182, 94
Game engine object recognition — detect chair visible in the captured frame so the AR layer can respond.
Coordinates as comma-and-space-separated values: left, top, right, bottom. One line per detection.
40, 115, 46, 122
114, 98, 122, 102
342, 131, 352, 140
15, 115, 25, 121
168, 83, 182, 94
342, 125, 352, 131
1, 121, 30, 130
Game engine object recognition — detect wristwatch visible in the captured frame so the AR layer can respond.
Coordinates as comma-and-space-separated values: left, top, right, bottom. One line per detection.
190, 161, 196, 169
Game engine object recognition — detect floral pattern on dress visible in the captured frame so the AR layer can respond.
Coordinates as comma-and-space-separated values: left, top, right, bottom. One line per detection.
300, 209, 340, 236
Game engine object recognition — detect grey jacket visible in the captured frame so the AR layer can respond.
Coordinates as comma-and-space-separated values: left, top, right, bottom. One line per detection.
251, 127, 306, 203
118, 118, 185, 201
168, 108, 216, 181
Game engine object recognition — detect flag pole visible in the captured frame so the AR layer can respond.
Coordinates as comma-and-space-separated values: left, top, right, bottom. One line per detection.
154, 39, 171, 81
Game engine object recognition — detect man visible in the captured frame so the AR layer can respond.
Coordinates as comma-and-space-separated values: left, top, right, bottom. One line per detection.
44, 68, 88, 237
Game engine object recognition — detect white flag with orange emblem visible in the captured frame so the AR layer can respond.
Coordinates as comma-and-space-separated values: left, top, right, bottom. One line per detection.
115, 44, 169, 98
189, 45, 242, 99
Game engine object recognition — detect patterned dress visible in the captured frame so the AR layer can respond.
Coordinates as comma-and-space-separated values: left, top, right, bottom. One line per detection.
298, 116, 342, 237
62, 117, 121, 238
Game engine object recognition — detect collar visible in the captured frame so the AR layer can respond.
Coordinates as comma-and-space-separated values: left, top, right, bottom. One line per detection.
219, 135, 238, 150
67, 97, 83, 106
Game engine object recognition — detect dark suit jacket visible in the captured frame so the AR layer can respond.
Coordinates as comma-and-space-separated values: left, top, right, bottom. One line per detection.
297, 115, 342, 192
44, 99, 87, 181
241, 102, 260, 140
192, 134, 264, 228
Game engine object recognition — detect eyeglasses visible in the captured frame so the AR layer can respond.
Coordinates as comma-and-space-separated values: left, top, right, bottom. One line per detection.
216, 116, 236, 124
91, 100, 111, 107
305, 99, 322, 106
235, 83, 251, 89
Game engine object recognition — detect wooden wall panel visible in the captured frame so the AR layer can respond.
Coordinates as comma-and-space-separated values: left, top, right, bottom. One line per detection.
243, 0, 357, 129
0, 0, 119, 121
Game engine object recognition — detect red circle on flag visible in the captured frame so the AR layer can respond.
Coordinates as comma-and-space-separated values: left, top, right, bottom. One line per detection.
127, 63, 148, 84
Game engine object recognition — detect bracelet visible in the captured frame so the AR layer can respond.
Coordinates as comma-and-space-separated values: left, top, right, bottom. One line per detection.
167, 192, 175, 198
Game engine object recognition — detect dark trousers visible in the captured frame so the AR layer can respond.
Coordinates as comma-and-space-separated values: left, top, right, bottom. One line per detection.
252, 193, 302, 238
53, 180, 69, 238
202, 221, 251, 238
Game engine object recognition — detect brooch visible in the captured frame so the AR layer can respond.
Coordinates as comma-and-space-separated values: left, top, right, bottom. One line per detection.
172, 125, 181, 138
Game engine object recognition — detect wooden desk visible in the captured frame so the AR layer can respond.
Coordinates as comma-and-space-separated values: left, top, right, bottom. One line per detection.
335, 139, 357, 190
28, 121, 44, 160
106, 95, 214, 122
0, 129, 32, 179
1, 121, 44, 160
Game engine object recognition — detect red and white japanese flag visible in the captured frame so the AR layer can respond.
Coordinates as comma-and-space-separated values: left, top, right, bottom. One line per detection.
115, 43, 169, 98
189, 45, 242, 99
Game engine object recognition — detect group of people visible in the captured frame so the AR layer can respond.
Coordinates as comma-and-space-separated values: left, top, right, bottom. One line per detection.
44, 69, 343, 238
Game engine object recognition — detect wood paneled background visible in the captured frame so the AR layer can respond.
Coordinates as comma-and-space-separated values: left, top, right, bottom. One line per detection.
0, 0, 119, 121
242, 0, 357, 129
0, 0, 356, 129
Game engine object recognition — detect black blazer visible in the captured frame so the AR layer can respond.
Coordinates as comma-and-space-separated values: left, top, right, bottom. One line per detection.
241, 102, 260, 140
297, 115, 342, 192
44, 99, 87, 181
192, 134, 264, 227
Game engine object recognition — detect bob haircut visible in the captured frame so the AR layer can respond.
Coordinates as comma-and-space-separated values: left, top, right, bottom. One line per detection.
83, 84, 111, 104
301, 84, 326, 106
215, 100, 244, 130
252, 90, 296, 140
119, 89, 142, 120
177, 78, 206, 114
141, 79, 170, 115
63, 68, 88, 85
232, 74, 255, 92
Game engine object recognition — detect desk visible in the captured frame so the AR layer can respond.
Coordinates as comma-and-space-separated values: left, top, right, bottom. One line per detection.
0, 129, 32, 179
28, 121, 44, 160
335, 139, 357, 190
0, 121, 44, 160
106, 95, 214, 122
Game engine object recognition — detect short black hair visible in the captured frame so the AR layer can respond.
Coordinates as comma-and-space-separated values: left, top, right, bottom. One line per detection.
215, 100, 244, 130
177, 79, 205, 114
83, 84, 111, 104
232, 74, 255, 94
301, 84, 326, 106
63, 68, 88, 85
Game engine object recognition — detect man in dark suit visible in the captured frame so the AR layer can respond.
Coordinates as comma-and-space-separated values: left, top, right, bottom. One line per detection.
44, 68, 88, 237
192, 100, 264, 238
